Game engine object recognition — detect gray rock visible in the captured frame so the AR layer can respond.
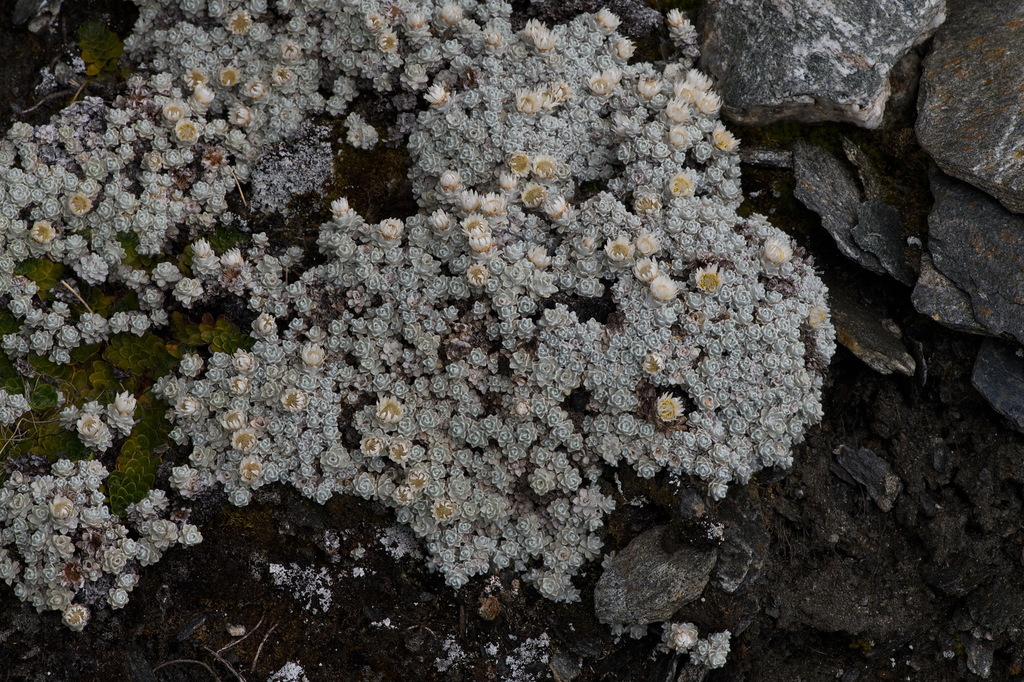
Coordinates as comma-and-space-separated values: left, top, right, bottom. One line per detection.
594, 526, 716, 626
917, 171, 1024, 344
792, 141, 914, 282
792, 141, 886, 275
965, 636, 994, 679
971, 340, 1024, 432
699, 0, 945, 128
827, 278, 916, 376
911, 252, 985, 335
713, 486, 769, 594
832, 445, 903, 512
916, 0, 1024, 214
549, 652, 582, 682
852, 200, 916, 285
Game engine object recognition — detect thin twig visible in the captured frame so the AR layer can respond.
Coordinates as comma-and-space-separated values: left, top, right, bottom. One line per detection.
152, 658, 222, 682
228, 166, 248, 207
203, 646, 247, 682
217, 614, 265, 654
68, 79, 88, 104
60, 280, 94, 314
11, 88, 77, 116
251, 620, 279, 671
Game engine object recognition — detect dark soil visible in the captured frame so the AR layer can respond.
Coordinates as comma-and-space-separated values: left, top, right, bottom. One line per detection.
2, 3, 1024, 682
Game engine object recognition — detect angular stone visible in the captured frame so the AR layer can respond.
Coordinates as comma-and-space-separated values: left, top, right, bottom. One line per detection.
920, 170, 1024, 344
594, 526, 716, 626
832, 445, 903, 512
852, 200, 916, 285
916, 0, 1024, 214
828, 278, 916, 376
792, 141, 887, 276
971, 339, 1024, 433
911, 252, 985, 335
699, 0, 945, 128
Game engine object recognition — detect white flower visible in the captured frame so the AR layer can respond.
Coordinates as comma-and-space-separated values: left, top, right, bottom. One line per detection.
301, 343, 326, 367
113, 391, 137, 416
763, 236, 792, 264
650, 274, 678, 301
425, 83, 450, 107
238, 455, 263, 483
375, 396, 404, 424
62, 604, 90, 631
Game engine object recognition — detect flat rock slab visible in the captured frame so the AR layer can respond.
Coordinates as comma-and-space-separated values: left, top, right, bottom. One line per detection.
916, 0, 1024, 213
594, 525, 716, 626
793, 141, 913, 283
699, 0, 945, 128
914, 170, 1024, 344
972, 339, 1024, 432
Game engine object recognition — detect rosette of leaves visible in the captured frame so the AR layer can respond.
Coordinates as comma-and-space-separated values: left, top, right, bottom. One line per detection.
170, 312, 251, 354
106, 393, 168, 516
103, 333, 177, 380
77, 20, 125, 78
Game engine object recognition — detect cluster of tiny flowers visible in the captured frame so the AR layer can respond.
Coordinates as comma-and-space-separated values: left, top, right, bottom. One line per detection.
58, 391, 138, 452
660, 622, 731, 669
0, 0, 834, 626
0, 460, 200, 630
156, 6, 834, 602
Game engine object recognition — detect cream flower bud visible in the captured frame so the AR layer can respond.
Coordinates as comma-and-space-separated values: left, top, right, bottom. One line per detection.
63, 604, 90, 632
656, 393, 685, 421
440, 3, 463, 25
439, 170, 462, 192
220, 248, 243, 269
219, 66, 241, 87
238, 456, 263, 483
68, 193, 93, 216
162, 100, 186, 122
301, 343, 326, 367
113, 391, 137, 416
634, 257, 659, 283
221, 409, 247, 431
378, 218, 404, 241
192, 238, 213, 259
650, 274, 678, 301
376, 396, 404, 424
528, 245, 552, 269
635, 232, 660, 255
30, 220, 57, 244
281, 388, 307, 412
77, 414, 104, 437
425, 83, 450, 107
429, 209, 451, 231
763, 236, 792, 264
50, 495, 74, 521
253, 313, 276, 336
174, 119, 199, 143
637, 77, 661, 99
605, 236, 634, 263
594, 9, 621, 31
193, 84, 215, 106
466, 263, 489, 286
232, 428, 258, 453
176, 396, 201, 417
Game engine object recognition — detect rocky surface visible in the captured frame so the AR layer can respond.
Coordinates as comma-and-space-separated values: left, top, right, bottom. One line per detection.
971, 340, 1024, 433
699, 0, 945, 128
792, 140, 916, 284
913, 169, 1024, 344
916, 0, 1024, 214
593, 525, 717, 626
827, 275, 917, 376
